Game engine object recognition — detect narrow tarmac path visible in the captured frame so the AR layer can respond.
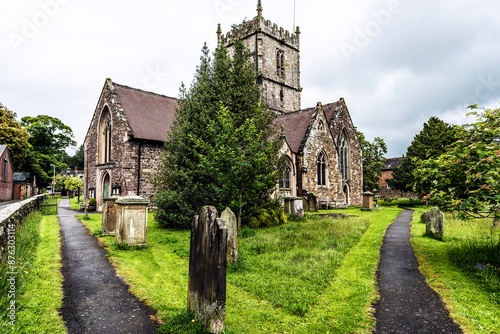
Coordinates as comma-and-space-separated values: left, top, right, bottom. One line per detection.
58, 199, 157, 334
374, 209, 462, 333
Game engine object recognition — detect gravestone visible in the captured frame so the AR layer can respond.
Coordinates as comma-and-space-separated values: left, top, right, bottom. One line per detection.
284, 197, 304, 217
188, 206, 228, 334
115, 194, 149, 245
308, 193, 318, 212
424, 208, 444, 240
221, 207, 238, 263
361, 192, 374, 211
102, 196, 119, 236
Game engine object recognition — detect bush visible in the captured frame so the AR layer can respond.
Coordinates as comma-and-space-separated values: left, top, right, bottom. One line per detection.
246, 200, 287, 229
88, 197, 96, 206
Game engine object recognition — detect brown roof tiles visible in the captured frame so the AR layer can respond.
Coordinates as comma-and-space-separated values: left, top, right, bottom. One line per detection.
113, 83, 178, 142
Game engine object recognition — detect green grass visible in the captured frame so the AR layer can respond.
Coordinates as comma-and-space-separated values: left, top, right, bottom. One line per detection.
40, 196, 60, 215
77, 207, 403, 333
69, 196, 82, 210
411, 207, 500, 333
0, 212, 65, 333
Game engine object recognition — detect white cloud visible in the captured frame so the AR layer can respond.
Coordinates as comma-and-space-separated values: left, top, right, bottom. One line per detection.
1, 0, 500, 158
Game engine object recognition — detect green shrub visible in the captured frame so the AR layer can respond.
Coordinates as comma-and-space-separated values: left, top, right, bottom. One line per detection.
88, 197, 96, 206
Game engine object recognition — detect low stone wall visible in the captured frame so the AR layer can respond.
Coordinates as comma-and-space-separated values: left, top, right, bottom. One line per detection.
0, 194, 45, 259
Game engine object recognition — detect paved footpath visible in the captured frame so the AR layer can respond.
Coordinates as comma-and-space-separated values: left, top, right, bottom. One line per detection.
374, 209, 462, 333
58, 199, 157, 334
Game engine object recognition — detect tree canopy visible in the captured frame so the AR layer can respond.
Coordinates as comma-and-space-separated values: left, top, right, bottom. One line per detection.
389, 117, 460, 192
414, 105, 500, 220
21, 115, 76, 188
154, 40, 282, 228
356, 129, 387, 192
0, 103, 30, 170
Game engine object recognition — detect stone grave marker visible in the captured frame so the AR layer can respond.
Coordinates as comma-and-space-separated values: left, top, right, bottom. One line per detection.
424, 207, 444, 240
115, 194, 149, 245
221, 207, 238, 263
102, 196, 119, 236
308, 193, 318, 212
188, 206, 228, 334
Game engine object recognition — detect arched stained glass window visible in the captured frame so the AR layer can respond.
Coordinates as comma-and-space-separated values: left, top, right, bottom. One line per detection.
317, 151, 327, 186
279, 157, 292, 189
338, 130, 349, 180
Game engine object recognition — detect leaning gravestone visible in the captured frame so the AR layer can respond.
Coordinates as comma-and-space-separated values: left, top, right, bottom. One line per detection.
308, 193, 318, 212
102, 196, 119, 236
221, 208, 238, 264
424, 208, 444, 240
188, 206, 228, 334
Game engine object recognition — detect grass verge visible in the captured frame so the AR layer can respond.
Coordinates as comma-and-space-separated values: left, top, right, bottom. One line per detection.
77, 207, 403, 333
0, 212, 65, 333
411, 207, 500, 333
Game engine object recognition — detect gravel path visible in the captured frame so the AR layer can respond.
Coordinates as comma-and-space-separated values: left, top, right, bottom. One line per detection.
374, 209, 462, 333
58, 199, 157, 334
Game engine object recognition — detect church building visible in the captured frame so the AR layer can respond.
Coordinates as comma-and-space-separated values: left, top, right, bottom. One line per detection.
84, 1, 362, 210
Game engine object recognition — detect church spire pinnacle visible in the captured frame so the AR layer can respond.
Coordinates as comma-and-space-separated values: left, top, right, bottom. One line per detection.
257, 0, 263, 18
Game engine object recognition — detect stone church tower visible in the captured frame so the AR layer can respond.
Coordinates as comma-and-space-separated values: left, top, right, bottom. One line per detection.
218, 0, 302, 113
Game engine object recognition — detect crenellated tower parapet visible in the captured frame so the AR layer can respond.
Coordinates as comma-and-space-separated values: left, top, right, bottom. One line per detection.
217, 1, 302, 114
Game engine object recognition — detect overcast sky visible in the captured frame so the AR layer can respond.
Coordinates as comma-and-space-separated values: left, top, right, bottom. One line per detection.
2, 0, 500, 158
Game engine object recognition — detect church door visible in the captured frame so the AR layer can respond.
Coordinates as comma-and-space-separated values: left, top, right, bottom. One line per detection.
102, 173, 110, 200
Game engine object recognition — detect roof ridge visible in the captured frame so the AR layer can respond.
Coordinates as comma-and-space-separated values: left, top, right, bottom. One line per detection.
112, 82, 178, 101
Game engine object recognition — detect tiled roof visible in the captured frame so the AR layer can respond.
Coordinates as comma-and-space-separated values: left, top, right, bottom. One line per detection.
13, 172, 27, 182
113, 83, 178, 142
275, 107, 315, 153
383, 157, 404, 170
323, 101, 341, 122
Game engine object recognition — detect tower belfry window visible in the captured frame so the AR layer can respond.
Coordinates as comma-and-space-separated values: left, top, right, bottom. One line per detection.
276, 50, 285, 78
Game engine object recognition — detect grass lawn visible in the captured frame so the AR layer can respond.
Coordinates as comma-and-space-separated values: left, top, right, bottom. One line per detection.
69, 196, 83, 210
411, 207, 500, 333
77, 206, 403, 333
0, 213, 65, 333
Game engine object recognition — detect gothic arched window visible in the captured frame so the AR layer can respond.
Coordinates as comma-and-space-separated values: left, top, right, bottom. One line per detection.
98, 107, 112, 164
317, 151, 327, 186
279, 157, 292, 189
338, 130, 349, 180
276, 50, 285, 78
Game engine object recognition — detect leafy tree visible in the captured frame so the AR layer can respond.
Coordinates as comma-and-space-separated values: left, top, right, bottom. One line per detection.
154, 40, 281, 228
356, 129, 387, 192
414, 105, 500, 220
63, 144, 85, 170
21, 115, 76, 188
389, 117, 460, 192
0, 103, 30, 170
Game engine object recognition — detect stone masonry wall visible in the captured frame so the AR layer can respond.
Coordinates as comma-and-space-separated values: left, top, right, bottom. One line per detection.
328, 100, 363, 206
85, 80, 165, 208
300, 106, 343, 205
224, 16, 301, 113
0, 194, 44, 259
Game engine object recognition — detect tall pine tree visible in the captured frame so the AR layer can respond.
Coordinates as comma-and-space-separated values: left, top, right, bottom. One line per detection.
154, 40, 282, 228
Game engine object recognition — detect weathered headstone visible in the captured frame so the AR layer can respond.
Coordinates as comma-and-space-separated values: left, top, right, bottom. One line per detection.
302, 197, 309, 212
115, 194, 149, 245
221, 207, 238, 263
424, 208, 444, 240
291, 197, 304, 217
308, 193, 318, 212
188, 206, 228, 334
102, 196, 119, 236
361, 192, 374, 211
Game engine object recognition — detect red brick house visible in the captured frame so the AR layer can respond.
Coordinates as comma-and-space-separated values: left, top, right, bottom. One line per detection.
0, 145, 13, 201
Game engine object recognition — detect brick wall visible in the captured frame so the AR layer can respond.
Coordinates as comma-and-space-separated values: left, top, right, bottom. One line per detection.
0, 149, 13, 201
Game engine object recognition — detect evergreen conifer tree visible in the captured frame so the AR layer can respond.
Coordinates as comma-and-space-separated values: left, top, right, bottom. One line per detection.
154, 40, 282, 228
